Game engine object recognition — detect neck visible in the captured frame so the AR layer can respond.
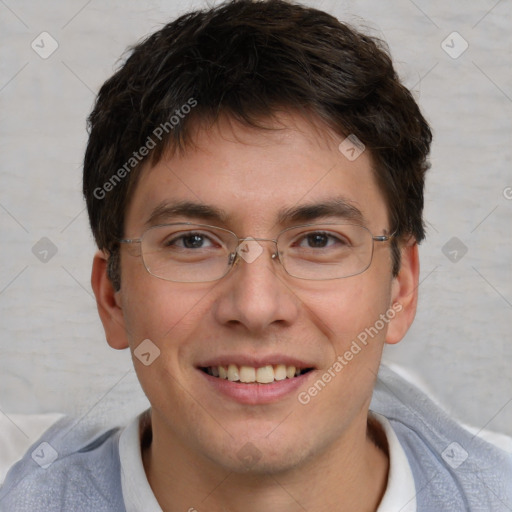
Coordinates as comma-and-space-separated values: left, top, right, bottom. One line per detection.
141, 411, 389, 512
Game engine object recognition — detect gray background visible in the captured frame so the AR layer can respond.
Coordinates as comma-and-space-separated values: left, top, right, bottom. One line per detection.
1, 0, 511, 435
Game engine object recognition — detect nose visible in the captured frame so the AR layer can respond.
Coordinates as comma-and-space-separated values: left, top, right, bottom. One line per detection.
212, 240, 300, 333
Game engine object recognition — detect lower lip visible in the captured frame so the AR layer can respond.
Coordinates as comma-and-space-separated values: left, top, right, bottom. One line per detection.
198, 369, 315, 405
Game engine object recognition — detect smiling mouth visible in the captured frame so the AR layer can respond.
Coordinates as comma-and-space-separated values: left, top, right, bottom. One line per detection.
199, 364, 314, 384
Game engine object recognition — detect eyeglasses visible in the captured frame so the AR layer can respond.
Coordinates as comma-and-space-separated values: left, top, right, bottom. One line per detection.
119, 222, 394, 283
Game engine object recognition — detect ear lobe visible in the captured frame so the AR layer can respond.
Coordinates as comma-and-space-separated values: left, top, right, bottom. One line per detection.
91, 250, 130, 350
385, 241, 420, 345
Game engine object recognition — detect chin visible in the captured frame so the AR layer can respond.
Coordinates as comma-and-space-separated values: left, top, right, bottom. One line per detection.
204, 430, 315, 476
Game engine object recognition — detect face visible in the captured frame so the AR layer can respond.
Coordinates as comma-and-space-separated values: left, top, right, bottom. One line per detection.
97, 112, 416, 474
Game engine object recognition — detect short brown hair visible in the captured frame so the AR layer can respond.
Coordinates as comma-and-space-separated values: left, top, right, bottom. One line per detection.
83, 0, 432, 290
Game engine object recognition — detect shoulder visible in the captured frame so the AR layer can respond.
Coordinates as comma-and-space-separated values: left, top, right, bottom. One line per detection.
0, 416, 126, 512
371, 365, 512, 511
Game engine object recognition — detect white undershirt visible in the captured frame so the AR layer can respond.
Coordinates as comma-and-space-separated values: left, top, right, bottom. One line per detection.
119, 412, 416, 512
119, 416, 162, 512
372, 412, 417, 512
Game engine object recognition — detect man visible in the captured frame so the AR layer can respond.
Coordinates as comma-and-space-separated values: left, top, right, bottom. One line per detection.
1, 0, 510, 510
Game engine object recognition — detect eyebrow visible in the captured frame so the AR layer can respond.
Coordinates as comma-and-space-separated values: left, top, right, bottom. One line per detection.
144, 200, 229, 228
144, 197, 364, 228
276, 197, 364, 225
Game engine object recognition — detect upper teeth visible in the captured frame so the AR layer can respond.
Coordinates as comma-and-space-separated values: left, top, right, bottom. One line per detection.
206, 364, 305, 383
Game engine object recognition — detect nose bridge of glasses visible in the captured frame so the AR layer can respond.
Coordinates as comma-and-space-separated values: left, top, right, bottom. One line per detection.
234, 237, 280, 260
238, 236, 278, 244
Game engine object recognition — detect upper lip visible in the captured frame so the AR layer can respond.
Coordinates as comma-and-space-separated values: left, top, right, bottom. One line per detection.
197, 354, 316, 370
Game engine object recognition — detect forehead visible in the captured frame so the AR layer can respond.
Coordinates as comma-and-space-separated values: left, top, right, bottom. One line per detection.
124, 113, 389, 235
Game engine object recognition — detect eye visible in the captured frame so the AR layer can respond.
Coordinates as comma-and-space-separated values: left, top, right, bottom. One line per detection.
296, 231, 347, 249
165, 232, 216, 249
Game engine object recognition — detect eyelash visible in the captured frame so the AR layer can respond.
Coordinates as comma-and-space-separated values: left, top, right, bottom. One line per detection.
164, 230, 349, 249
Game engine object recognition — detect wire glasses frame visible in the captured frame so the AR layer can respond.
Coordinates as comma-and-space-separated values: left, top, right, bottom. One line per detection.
119, 222, 395, 283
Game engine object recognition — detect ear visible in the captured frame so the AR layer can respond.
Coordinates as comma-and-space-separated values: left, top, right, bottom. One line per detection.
91, 250, 129, 350
385, 241, 420, 345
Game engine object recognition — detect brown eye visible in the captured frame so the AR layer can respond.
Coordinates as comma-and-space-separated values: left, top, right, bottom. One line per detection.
305, 233, 329, 248
164, 232, 216, 249
295, 231, 347, 249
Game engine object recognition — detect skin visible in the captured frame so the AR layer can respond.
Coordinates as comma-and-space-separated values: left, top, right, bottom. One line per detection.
91, 112, 419, 512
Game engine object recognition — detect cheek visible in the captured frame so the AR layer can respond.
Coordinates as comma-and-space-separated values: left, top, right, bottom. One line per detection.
300, 270, 394, 354
121, 277, 215, 404
121, 266, 214, 350
294, 275, 394, 421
